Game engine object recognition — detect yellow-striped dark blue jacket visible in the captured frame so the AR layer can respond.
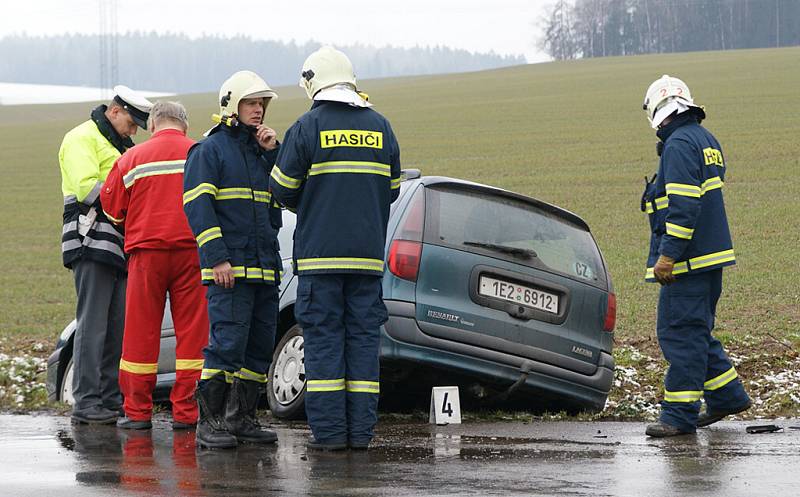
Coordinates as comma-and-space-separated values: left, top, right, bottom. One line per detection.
269, 101, 401, 276
642, 113, 735, 282
183, 125, 282, 285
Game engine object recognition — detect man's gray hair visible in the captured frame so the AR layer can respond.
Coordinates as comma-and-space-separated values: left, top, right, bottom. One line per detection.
148, 100, 188, 129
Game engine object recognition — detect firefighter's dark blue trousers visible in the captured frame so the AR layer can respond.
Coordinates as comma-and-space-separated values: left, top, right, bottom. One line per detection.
199, 283, 279, 386
295, 274, 387, 444
656, 269, 750, 432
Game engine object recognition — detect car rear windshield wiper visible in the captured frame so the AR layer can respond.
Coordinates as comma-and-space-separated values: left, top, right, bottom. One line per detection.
463, 241, 538, 259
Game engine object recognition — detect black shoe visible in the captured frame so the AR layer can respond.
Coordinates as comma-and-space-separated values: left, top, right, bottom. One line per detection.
307, 436, 347, 451
645, 422, 693, 438
71, 406, 118, 425
105, 405, 125, 417
116, 416, 152, 430
172, 421, 197, 430
348, 439, 370, 450
225, 378, 277, 444
196, 374, 238, 449
697, 400, 752, 427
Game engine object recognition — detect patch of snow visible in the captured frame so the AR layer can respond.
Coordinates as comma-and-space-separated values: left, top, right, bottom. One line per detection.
0, 82, 172, 106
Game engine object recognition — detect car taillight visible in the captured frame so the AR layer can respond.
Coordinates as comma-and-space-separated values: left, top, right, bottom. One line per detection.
388, 186, 425, 282
388, 240, 422, 281
603, 292, 616, 332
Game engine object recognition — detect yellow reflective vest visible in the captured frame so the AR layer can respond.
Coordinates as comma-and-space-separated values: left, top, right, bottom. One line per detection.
58, 107, 129, 270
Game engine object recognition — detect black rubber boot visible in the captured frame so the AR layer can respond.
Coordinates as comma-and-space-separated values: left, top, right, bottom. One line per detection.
307, 436, 347, 451
196, 374, 238, 449
226, 378, 278, 444
645, 421, 693, 438
348, 439, 371, 450
697, 400, 752, 427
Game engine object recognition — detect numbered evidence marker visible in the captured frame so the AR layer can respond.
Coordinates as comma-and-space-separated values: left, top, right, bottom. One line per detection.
429, 386, 462, 425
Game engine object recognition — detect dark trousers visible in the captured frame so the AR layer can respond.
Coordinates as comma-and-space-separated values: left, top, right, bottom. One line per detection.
296, 274, 387, 444
200, 282, 278, 385
657, 269, 750, 431
71, 259, 126, 412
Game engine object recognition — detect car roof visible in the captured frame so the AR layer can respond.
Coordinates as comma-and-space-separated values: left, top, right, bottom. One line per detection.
402, 174, 591, 232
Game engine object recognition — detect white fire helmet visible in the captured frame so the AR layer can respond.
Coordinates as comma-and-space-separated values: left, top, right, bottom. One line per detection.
218, 70, 278, 122
643, 74, 705, 129
299, 46, 357, 100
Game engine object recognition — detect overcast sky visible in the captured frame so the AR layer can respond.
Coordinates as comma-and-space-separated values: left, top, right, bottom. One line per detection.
3, 0, 551, 63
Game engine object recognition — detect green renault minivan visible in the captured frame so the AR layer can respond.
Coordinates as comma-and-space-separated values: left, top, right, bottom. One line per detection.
48, 170, 615, 417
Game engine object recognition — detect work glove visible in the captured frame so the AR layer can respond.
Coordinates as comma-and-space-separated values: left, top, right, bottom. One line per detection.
653, 255, 676, 285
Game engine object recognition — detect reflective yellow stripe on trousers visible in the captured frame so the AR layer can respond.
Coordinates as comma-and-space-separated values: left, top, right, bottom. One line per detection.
307, 378, 346, 392
234, 368, 268, 383
704, 367, 738, 391
346, 380, 380, 394
120, 358, 158, 375
176, 359, 204, 371
201, 369, 234, 383
663, 390, 703, 403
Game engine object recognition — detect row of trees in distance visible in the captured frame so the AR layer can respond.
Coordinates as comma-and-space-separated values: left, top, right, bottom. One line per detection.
541, 0, 800, 60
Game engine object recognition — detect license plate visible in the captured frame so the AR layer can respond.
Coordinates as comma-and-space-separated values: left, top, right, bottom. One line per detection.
478, 275, 559, 314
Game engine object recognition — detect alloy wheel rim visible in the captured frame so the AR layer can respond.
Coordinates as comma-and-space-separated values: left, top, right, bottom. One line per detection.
271, 335, 306, 406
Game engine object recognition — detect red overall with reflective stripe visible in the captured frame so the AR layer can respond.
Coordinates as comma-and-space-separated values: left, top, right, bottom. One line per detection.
101, 128, 208, 423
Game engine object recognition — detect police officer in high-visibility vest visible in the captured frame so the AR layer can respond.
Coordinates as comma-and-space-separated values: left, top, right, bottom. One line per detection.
270, 46, 401, 451
641, 75, 751, 437
183, 71, 283, 449
59, 85, 153, 425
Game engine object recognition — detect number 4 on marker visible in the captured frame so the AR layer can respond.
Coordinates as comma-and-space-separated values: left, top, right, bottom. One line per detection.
442, 392, 453, 416
429, 386, 461, 424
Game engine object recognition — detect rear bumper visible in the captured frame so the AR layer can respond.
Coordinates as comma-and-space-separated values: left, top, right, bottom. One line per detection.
380, 301, 614, 411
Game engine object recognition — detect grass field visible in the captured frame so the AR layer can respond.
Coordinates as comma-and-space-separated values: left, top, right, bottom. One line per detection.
1, 46, 798, 359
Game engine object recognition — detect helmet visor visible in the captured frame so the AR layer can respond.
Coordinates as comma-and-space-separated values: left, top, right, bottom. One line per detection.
244, 89, 278, 100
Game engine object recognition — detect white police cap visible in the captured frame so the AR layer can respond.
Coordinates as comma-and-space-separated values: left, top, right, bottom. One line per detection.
112, 85, 154, 129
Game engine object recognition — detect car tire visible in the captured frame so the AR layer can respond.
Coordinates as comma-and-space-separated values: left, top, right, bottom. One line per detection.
267, 324, 307, 420
60, 357, 75, 405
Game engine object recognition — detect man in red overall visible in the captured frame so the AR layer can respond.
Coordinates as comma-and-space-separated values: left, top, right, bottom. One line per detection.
101, 101, 209, 430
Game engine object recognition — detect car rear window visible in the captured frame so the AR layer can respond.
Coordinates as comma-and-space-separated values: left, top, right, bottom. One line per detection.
423, 185, 608, 289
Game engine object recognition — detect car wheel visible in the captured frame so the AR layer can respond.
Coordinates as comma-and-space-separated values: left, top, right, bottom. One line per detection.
267, 324, 306, 420
60, 358, 75, 405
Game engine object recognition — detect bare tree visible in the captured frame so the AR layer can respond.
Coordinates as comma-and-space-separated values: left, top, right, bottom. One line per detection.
541, 0, 580, 60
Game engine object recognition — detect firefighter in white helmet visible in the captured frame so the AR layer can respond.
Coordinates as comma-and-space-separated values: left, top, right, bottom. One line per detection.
640, 75, 751, 437
183, 70, 283, 448
271, 46, 401, 451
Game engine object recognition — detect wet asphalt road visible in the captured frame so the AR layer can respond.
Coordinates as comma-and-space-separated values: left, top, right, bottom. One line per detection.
1, 414, 799, 497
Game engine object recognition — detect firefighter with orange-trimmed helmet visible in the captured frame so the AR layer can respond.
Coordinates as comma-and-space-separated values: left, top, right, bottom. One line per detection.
639, 75, 751, 438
